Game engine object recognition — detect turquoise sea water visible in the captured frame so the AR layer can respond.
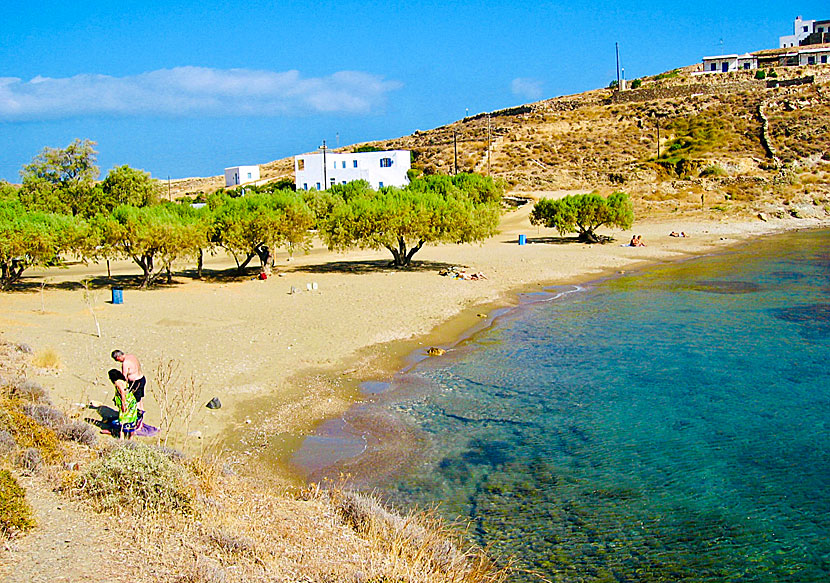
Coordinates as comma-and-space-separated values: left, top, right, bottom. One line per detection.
296, 229, 830, 582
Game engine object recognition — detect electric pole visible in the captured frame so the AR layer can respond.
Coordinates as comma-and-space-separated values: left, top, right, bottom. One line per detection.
319, 140, 328, 189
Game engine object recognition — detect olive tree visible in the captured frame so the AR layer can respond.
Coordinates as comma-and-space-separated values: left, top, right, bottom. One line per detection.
95, 204, 208, 287
0, 200, 84, 289
319, 174, 502, 268
530, 191, 633, 243
210, 190, 314, 273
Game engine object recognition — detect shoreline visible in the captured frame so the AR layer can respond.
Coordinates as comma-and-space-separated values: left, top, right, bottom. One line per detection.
1, 206, 828, 484
276, 217, 830, 484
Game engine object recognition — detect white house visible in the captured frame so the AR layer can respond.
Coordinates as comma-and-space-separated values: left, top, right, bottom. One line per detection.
702, 53, 758, 73
798, 46, 830, 66
294, 150, 411, 191
780, 16, 830, 48
225, 165, 261, 188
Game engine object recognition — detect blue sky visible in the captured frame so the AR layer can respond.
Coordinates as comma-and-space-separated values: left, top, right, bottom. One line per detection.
0, 2, 823, 182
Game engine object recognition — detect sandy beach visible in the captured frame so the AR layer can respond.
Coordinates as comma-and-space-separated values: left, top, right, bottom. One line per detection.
2, 201, 827, 478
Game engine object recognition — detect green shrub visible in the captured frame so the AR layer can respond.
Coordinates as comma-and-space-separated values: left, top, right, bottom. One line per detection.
631, 79, 642, 89
0, 470, 35, 536
754, 70, 766, 80
80, 443, 195, 515
700, 165, 727, 177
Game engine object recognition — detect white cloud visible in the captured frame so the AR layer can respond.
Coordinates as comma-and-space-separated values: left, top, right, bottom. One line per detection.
510, 77, 544, 101
0, 67, 403, 120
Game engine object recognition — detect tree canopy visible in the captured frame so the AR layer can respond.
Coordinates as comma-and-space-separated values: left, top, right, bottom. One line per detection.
209, 190, 315, 272
530, 191, 633, 243
0, 200, 85, 289
101, 165, 160, 210
19, 139, 100, 216
94, 204, 209, 287
320, 174, 502, 267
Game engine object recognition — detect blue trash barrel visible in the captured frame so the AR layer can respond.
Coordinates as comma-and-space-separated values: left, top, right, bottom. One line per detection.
518, 234, 526, 245
111, 288, 123, 304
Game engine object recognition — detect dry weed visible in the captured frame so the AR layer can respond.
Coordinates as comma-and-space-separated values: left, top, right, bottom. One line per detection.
32, 347, 61, 370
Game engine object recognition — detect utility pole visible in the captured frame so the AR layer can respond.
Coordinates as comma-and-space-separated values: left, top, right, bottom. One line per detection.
615, 42, 621, 90
453, 132, 458, 175
319, 140, 328, 189
167, 176, 171, 201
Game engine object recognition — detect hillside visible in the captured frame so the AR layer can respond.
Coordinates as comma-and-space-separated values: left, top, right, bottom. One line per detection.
173, 63, 830, 221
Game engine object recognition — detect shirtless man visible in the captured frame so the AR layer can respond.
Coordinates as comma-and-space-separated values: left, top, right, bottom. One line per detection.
111, 349, 145, 415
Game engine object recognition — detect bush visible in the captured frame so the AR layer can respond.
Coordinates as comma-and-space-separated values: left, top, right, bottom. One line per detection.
80, 443, 195, 514
631, 79, 642, 89
754, 70, 766, 80
700, 165, 727, 177
0, 470, 35, 536
0, 400, 62, 463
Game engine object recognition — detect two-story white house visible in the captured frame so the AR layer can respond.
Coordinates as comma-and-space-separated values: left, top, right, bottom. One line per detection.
780, 16, 830, 48
225, 165, 261, 188
294, 150, 411, 191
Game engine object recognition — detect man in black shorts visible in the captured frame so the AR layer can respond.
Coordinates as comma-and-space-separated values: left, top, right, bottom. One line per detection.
111, 349, 146, 422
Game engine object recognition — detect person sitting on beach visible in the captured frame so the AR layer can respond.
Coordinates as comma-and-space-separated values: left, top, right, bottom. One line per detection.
112, 349, 145, 424
107, 369, 139, 440
629, 235, 645, 247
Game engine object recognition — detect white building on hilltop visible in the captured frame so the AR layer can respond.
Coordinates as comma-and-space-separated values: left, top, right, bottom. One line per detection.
294, 150, 411, 191
225, 165, 261, 188
780, 16, 830, 48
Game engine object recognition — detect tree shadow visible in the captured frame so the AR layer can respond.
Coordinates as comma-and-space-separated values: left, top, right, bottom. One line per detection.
293, 259, 461, 275
504, 235, 581, 245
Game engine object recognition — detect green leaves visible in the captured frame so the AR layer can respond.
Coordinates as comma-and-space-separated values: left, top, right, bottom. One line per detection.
0, 200, 86, 289
319, 173, 502, 267
530, 191, 633, 243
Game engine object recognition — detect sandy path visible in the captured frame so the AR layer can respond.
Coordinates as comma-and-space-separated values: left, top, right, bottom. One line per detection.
0, 475, 136, 583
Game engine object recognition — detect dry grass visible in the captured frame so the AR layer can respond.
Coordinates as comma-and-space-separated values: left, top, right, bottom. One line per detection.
32, 347, 61, 370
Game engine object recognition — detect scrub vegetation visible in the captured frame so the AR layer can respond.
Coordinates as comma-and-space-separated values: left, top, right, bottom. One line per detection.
0, 338, 509, 582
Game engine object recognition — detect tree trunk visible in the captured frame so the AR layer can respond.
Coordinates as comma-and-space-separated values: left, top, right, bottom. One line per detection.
197, 248, 203, 279
166, 264, 172, 284
385, 237, 425, 268
235, 252, 256, 274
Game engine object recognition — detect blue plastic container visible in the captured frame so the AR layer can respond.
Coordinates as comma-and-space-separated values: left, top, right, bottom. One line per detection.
111, 288, 123, 304
518, 234, 526, 245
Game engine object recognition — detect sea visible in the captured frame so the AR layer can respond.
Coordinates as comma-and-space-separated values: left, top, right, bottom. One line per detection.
293, 228, 830, 582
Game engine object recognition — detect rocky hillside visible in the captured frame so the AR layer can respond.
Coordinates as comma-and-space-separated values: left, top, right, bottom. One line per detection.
176, 63, 830, 220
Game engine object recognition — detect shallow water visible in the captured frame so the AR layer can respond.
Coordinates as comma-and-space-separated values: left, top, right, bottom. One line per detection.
297, 229, 830, 582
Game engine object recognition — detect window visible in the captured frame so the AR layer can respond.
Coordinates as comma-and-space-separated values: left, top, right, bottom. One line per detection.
303, 183, 308, 190
808, 56, 815, 65
722, 62, 729, 73
743, 62, 750, 69
298, 159, 305, 170
353, 160, 358, 168
316, 182, 321, 189
822, 56, 828, 64
803, 26, 809, 32
710, 63, 717, 71
380, 158, 393, 167
330, 178, 336, 186
247, 172, 252, 179
342, 161, 347, 169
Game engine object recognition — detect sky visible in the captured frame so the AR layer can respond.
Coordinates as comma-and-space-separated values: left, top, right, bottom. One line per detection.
0, 1, 824, 182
